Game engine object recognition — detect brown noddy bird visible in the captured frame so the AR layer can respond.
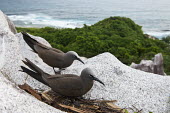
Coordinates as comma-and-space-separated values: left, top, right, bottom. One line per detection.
20, 58, 105, 97
21, 32, 84, 73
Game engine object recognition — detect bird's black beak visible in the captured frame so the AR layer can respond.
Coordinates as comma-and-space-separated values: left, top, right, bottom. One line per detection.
92, 76, 105, 86
77, 57, 85, 64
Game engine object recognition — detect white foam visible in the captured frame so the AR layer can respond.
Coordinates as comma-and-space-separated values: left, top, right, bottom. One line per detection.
145, 31, 170, 39
8, 13, 84, 28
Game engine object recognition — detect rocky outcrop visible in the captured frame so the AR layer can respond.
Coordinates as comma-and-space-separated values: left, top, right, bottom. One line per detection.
4, 14, 17, 34
130, 53, 166, 75
145, 34, 157, 40
0, 10, 17, 34
153, 53, 165, 75
0, 11, 170, 113
0, 11, 64, 113
0, 71, 65, 113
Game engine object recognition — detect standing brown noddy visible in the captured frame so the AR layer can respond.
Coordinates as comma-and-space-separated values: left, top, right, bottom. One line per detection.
20, 58, 105, 97
21, 32, 84, 73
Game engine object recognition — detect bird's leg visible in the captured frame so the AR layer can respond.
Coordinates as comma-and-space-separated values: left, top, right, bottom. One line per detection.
57, 68, 66, 74
60, 68, 66, 71
53, 67, 59, 74
53, 67, 62, 74
53, 67, 56, 73
53, 68, 66, 74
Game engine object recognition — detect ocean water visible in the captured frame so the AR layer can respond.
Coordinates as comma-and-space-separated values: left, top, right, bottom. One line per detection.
0, 0, 170, 38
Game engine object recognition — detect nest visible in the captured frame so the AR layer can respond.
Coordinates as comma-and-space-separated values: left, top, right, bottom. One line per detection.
19, 83, 128, 113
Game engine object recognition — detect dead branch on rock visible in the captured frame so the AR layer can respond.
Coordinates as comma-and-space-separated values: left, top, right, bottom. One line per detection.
19, 83, 128, 113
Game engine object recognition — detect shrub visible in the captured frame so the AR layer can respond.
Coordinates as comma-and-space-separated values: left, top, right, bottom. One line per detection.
16, 17, 170, 75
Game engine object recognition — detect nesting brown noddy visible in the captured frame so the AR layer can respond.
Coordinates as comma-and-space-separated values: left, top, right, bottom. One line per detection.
20, 58, 105, 97
21, 32, 84, 73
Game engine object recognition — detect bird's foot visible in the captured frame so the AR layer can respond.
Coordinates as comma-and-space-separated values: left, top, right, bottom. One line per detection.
53, 67, 62, 74
54, 70, 61, 74
54, 68, 66, 74
60, 68, 66, 71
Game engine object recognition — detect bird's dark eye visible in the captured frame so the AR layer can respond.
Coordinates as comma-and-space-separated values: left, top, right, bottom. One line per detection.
89, 74, 94, 78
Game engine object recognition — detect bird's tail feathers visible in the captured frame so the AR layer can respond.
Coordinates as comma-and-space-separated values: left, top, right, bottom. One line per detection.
21, 32, 38, 53
20, 66, 49, 86
22, 58, 44, 75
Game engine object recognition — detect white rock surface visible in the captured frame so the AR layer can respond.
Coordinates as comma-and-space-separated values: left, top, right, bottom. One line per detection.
0, 71, 64, 113
0, 11, 65, 113
130, 53, 166, 75
0, 10, 17, 34
0, 11, 10, 32
66, 53, 170, 113
0, 11, 170, 113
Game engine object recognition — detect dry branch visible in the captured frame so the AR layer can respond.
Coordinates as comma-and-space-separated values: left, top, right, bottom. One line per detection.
19, 83, 127, 113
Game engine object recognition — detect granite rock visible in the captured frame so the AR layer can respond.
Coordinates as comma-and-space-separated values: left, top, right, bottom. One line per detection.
0, 11, 65, 113
0, 11, 170, 113
0, 10, 17, 34
130, 53, 166, 75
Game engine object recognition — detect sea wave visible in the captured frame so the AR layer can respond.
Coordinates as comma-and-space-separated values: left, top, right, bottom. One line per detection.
8, 13, 85, 28
145, 31, 170, 39
7, 13, 170, 39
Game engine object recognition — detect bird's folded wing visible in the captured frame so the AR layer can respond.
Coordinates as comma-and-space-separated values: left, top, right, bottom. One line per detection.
37, 43, 64, 53
47, 74, 77, 79
49, 77, 83, 90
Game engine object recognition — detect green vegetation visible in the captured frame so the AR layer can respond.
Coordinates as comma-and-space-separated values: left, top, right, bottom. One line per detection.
162, 36, 170, 75
162, 36, 170, 44
16, 16, 170, 75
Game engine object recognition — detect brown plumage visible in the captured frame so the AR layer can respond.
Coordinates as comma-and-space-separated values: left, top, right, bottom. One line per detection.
20, 58, 105, 97
22, 32, 84, 73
